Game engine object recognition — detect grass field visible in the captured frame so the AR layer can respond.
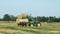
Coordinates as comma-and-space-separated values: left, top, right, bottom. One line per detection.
0, 21, 60, 34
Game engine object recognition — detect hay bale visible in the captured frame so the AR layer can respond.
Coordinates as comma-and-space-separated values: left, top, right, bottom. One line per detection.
16, 13, 28, 23
21, 13, 27, 18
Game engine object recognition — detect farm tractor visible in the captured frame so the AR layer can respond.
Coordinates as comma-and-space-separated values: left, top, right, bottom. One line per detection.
27, 15, 41, 27
16, 13, 41, 27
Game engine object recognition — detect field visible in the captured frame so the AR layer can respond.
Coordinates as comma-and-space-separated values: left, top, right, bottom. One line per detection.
0, 21, 60, 34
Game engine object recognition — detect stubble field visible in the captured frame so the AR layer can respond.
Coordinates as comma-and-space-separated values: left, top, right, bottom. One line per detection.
0, 21, 60, 34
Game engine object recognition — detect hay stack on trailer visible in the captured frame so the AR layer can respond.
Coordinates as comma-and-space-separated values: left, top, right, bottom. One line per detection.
16, 13, 41, 27
16, 13, 29, 26
16, 13, 27, 23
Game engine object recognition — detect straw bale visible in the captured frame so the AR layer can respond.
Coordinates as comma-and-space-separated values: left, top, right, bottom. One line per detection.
16, 13, 28, 23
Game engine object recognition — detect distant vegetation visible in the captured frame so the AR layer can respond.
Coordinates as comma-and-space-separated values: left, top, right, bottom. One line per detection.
0, 14, 60, 23
0, 14, 17, 21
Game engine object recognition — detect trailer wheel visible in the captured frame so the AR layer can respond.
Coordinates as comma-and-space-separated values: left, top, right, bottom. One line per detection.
31, 24, 33, 27
29, 23, 31, 26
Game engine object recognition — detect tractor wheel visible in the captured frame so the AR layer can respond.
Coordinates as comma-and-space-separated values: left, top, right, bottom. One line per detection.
37, 23, 41, 27
31, 24, 33, 27
37, 24, 40, 27
28, 23, 31, 26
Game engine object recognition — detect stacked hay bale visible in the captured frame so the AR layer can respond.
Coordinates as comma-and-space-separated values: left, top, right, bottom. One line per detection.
16, 13, 27, 23
16, 13, 29, 26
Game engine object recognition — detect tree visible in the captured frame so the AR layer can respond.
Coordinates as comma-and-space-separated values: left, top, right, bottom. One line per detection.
48, 16, 54, 23
3, 14, 11, 21
36, 16, 47, 22
0, 19, 3, 21
10, 15, 17, 21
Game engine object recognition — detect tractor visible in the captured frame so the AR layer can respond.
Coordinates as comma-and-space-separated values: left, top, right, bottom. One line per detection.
27, 15, 41, 27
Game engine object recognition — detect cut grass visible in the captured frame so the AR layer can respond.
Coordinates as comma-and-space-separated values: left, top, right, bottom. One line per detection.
0, 25, 60, 34
13, 32, 23, 34
0, 31, 23, 34
0, 31, 11, 34
0, 21, 60, 34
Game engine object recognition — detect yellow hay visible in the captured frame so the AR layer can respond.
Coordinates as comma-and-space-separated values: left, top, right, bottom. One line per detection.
16, 13, 27, 23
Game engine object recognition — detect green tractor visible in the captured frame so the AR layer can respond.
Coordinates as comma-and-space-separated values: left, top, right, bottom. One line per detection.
27, 15, 41, 27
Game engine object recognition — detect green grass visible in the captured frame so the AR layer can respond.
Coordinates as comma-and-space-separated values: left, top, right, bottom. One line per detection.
0, 31, 11, 34
0, 25, 60, 34
13, 32, 23, 34
0, 21, 60, 34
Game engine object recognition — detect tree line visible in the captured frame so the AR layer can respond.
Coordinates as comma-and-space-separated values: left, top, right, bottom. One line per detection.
0, 14, 17, 21
34, 16, 60, 22
0, 14, 60, 22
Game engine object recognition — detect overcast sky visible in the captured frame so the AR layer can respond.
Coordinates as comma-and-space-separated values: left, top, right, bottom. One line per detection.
0, 0, 60, 18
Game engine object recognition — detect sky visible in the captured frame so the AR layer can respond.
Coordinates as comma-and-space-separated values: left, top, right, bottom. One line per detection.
0, 0, 60, 18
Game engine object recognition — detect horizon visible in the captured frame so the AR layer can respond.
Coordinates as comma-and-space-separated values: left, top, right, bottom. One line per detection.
0, 0, 60, 18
